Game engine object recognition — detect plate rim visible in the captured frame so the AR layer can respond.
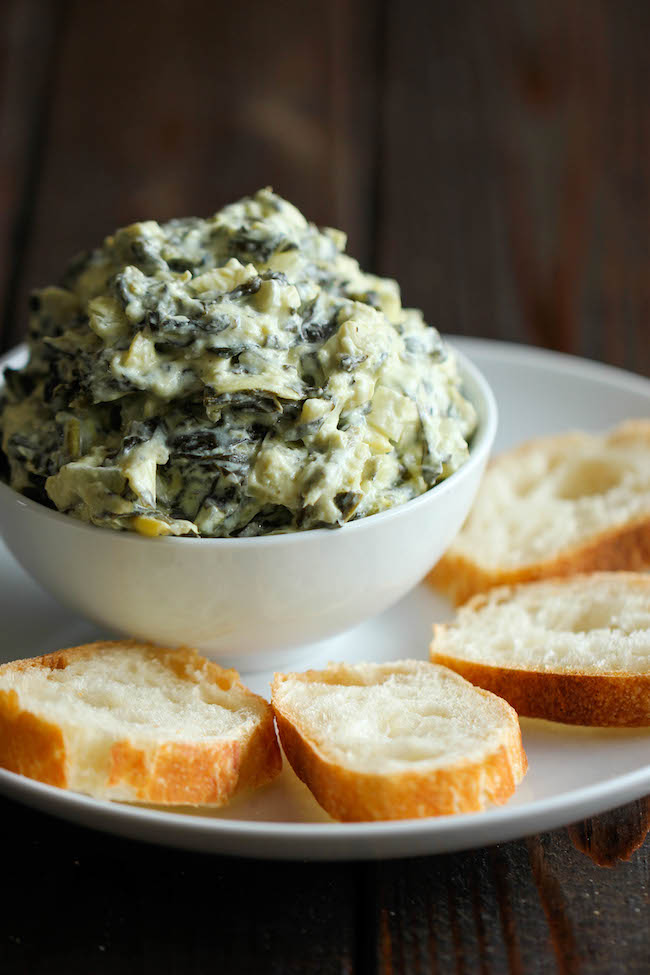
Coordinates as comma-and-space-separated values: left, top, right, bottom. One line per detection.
451, 335, 650, 391
0, 748, 649, 861
1, 336, 649, 859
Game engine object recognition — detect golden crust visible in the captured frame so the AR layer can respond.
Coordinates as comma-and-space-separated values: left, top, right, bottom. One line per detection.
431, 576, 650, 726
108, 739, 242, 805
235, 712, 284, 794
429, 653, 650, 727
0, 640, 282, 805
428, 507, 650, 606
0, 688, 67, 788
272, 672, 527, 822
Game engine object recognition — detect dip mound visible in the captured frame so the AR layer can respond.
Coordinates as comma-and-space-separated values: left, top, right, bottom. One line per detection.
0, 189, 476, 537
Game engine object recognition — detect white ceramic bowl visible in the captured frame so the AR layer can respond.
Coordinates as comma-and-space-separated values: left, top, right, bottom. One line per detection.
0, 344, 496, 669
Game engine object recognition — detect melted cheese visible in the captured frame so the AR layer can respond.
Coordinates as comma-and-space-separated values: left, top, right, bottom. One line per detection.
0, 188, 476, 536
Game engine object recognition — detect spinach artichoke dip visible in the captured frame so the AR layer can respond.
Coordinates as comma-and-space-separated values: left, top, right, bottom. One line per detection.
0, 189, 476, 537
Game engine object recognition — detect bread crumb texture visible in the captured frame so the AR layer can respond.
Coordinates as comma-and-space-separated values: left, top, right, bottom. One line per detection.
429, 421, 650, 603
0, 641, 281, 804
272, 659, 526, 821
433, 574, 650, 674
431, 573, 650, 726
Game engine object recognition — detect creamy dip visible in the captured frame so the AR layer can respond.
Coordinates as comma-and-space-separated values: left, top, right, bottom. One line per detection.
0, 189, 476, 537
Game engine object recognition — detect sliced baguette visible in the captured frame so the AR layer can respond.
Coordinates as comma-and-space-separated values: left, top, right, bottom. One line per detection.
271, 660, 527, 821
430, 573, 650, 726
428, 420, 650, 605
0, 641, 282, 804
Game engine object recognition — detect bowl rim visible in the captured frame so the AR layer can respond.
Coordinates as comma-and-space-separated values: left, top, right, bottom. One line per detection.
0, 341, 497, 548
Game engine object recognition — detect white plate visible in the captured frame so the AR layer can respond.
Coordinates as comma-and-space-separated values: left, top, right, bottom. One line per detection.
0, 337, 649, 860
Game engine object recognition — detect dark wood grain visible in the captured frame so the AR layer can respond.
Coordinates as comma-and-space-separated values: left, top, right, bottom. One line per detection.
527, 826, 650, 975
568, 797, 650, 868
0, 0, 61, 353
0, 0, 649, 972
0, 792, 647, 975
0, 795, 357, 975
373, 825, 649, 975
377, 0, 650, 376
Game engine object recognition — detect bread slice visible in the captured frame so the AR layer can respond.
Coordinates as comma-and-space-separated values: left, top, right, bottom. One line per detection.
430, 573, 650, 726
0, 641, 282, 804
271, 660, 527, 821
428, 420, 650, 605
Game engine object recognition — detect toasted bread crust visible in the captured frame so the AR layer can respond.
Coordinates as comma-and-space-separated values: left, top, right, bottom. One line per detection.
107, 739, 243, 804
431, 574, 650, 726
272, 672, 527, 821
0, 688, 67, 787
429, 514, 650, 605
429, 653, 650, 727
0, 641, 282, 805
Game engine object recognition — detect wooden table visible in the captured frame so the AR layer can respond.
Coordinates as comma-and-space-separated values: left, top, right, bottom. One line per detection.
1, 1, 648, 971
